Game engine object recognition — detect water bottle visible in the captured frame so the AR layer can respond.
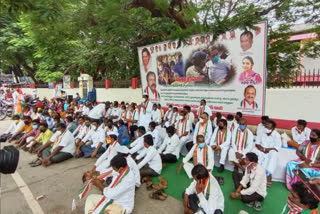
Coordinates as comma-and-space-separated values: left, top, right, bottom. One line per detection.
72, 199, 76, 211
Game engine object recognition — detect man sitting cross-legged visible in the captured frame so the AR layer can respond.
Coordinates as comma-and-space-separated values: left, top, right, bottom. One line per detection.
209, 119, 231, 172
84, 155, 136, 214
228, 118, 253, 172
183, 164, 224, 214
230, 152, 267, 212
28, 122, 53, 153
77, 119, 106, 158
158, 126, 180, 164
32, 123, 75, 167
177, 135, 214, 179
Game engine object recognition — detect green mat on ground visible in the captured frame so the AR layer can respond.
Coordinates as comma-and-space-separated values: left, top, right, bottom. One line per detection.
151, 157, 289, 214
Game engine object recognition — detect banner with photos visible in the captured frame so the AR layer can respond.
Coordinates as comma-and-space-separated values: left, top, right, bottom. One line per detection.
138, 21, 267, 116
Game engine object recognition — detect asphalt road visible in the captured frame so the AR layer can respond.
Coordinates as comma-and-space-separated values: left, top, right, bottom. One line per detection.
0, 119, 183, 214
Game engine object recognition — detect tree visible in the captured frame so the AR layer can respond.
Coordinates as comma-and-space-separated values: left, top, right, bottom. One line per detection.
1, 0, 319, 85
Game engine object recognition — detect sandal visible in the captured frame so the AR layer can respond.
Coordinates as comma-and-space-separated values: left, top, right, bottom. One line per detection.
214, 176, 224, 185
267, 181, 272, 187
149, 190, 167, 201
146, 180, 153, 190
29, 158, 40, 165
158, 189, 168, 198
141, 176, 152, 183
254, 201, 262, 212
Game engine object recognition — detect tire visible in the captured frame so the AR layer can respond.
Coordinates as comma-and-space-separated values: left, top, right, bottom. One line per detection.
0, 109, 7, 120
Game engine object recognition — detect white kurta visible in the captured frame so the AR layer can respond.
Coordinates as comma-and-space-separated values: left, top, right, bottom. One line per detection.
291, 126, 311, 144
158, 134, 180, 159
138, 100, 153, 130
137, 146, 162, 175
197, 105, 212, 118
129, 136, 145, 155
228, 128, 253, 163
88, 104, 105, 119
95, 142, 121, 172
176, 118, 192, 155
151, 109, 161, 124
209, 129, 231, 165
183, 144, 214, 178
146, 129, 161, 149
193, 121, 213, 145
82, 128, 106, 149
212, 116, 226, 128
253, 130, 281, 176
110, 107, 121, 122
185, 174, 224, 213
240, 164, 267, 198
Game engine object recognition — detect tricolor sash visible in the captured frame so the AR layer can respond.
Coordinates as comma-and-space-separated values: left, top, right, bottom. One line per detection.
303, 142, 320, 164
91, 166, 130, 214
128, 110, 137, 129
193, 145, 208, 167
78, 170, 112, 199
178, 118, 187, 136
215, 130, 227, 146
202, 177, 211, 200
198, 122, 208, 138
235, 130, 248, 151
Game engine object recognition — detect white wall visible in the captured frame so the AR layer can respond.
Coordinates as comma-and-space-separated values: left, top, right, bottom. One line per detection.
22, 87, 320, 123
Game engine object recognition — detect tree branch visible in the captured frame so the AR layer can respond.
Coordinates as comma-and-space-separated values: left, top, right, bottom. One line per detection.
256, 1, 285, 16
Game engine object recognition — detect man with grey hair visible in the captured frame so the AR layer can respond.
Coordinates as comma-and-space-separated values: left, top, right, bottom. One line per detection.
186, 51, 208, 77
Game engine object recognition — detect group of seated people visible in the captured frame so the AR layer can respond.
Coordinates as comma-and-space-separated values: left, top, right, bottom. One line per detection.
1, 94, 319, 214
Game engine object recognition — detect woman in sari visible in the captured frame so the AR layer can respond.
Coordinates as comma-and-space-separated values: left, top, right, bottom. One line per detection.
286, 129, 320, 190
15, 89, 24, 117
117, 120, 130, 146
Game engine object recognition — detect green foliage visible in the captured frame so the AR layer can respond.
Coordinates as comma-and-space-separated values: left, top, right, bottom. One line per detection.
0, 0, 319, 86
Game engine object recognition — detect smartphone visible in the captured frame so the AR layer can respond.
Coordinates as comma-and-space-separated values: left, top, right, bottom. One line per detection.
293, 170, 320, 201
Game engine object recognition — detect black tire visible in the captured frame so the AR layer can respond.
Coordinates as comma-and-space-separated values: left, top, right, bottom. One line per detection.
0, 109, 7, 120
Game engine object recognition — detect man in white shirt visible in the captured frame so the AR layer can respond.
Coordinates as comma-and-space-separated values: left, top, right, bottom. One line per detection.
210, 119, 231, 172
192, 112, 213, 147
37, 123, 75, 167
0, 115, 24, 142
85, 155, 135, 214
252, 119, 281, 186
74, 117, 92, 146
129, 126, 146, 159
93, 132, 121, 174
146, 121, 161, 149
177, 135, 214, 179
228, 118, 254, 172
184, 106, 195, 129
110, 101, 121, 123
176, 110, 193, 155
138, 94, 153, 130
98, 118, 118, 136
125, 103, 139, 138
158, 126, 180, 163
197, 99, 212, 119
151, 103, 161, 126
88, 103, 105, 121
230, 152, 266, 212
212, 112, 226, 128
162, 105, 175, 128
136, 134, 162, 178
77, 120, 106, 158
183, 164, 224, 214
288, 119, 311, 149
226, 114, 238, 134
256, 116, 269, 139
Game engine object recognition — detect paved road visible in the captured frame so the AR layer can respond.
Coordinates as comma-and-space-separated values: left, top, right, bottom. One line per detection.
0, 119, 183, 214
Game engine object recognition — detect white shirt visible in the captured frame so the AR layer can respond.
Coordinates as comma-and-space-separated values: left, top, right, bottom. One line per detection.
210, 129, 231, 149
193, 121, 213, 145
5, 120, 24, 134
98, 124, 118, 135
151, 109, 161, 124
146, 129, 161, 148
12, 91, 18, 104
82, 106, 90, 116
231, 128, 253, 154
166, 111, 179, 126
103, 169, 135, 213
127, 155, 141, 188
176, 118, 192, 137
158, 134, 180, 159
137, 146, 162, 174
240, 164, 267, 198
104, 108, 112, 118
256, 130, 281, 151
110, 107, 121, 122
75, 124, 91, 139
212, 116, 226, 128
129, 136, 145, 155
187, 112, 195, 127
50, 130, 76, 155
185, 174, 224, 213
291, 126, 311, 144
138, 100, 153, 127
82, 128, 106, 148
88, 104, 105, 119
95, 142, 121, 172
197, 105, 212, 118
227, 119, 238, 134
183, 144, 214, 171
126, 109, 139, 126
256, 123, 265, 138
